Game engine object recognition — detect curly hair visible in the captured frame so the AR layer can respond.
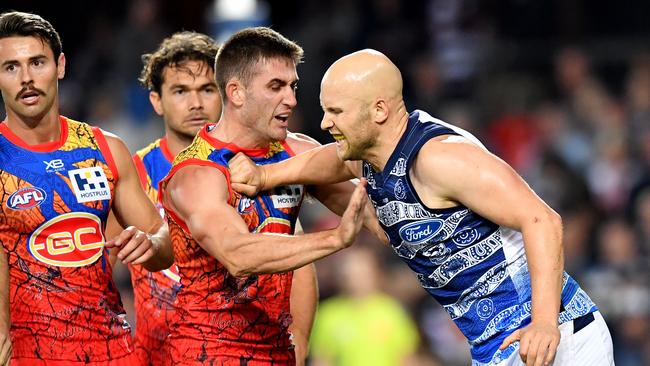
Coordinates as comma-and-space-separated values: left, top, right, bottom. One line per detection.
140, 31, 219, 94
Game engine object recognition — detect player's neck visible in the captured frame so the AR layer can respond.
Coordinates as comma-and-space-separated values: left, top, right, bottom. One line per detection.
3, 107, 62, 145
209, 116, 271, 149
165, 129, 194, 157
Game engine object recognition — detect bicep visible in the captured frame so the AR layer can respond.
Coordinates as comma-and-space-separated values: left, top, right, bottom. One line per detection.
106, 135, 162, 232
165, 165, 250, 258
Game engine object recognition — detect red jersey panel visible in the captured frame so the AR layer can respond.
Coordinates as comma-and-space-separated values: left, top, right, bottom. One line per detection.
130, 138, 181, 365
159, 125, 304, 365
0, 117, 132, 361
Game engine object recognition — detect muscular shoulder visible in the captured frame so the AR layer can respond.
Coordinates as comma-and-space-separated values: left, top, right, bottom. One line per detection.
285, 131, 321, 155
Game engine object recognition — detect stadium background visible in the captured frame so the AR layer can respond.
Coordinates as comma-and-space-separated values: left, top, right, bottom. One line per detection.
1, 0, 649, 364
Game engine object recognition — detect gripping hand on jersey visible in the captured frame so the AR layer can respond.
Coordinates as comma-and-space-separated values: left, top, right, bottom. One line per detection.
229, 152, 267, 196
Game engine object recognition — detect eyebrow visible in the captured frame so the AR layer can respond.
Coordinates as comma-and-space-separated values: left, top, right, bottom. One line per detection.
267, 77, 299, 86
168, 81, 218, 90
324, 106, 343, 113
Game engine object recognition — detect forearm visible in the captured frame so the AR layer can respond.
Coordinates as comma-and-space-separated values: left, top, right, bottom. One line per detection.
289, 264, 318, 360
265, 144, 354, 189
142, 223, 174, 272
0, 250, 10, 334
207, 230, 345, 277
523, 212, 564, 324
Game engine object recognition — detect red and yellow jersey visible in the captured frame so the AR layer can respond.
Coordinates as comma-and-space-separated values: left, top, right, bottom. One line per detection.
159, 125, 304, 364
130, 137, 181, 364
0, 116, 132, 361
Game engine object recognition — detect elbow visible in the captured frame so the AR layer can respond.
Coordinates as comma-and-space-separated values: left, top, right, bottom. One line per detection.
221, 257, 253, 277
218, 238, 255, 277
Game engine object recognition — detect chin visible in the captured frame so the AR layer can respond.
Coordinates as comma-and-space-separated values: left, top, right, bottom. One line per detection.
271, 129, 288, 142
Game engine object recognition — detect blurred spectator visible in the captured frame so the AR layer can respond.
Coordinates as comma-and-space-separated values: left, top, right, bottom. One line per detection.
310, 246, 420, 366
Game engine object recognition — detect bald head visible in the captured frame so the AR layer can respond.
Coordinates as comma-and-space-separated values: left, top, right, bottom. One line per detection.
321, 49, 403, 104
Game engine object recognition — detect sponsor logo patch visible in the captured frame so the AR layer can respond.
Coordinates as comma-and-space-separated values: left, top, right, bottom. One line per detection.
7, 186, 47, 210
398, 219, 444, 244
43, 159, 65, 173
68, 167, 111, 203
271, 185, 303, 208
28, 212, 105, 267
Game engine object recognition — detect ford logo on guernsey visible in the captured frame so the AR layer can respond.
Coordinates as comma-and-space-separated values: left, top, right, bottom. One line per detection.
7, 186, 47, 210
399, 219, 444, 244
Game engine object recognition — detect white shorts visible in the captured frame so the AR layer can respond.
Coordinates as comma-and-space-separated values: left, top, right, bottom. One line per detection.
498, 311, 614, 366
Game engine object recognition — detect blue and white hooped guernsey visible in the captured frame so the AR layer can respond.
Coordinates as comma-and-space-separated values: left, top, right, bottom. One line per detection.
363, 110, 597, 365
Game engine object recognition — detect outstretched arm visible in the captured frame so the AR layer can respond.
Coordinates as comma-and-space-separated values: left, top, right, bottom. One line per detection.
164, 164, 368, 276
230, 143, 358, 196
413, 137, 562, 366
103, 133, 173, 272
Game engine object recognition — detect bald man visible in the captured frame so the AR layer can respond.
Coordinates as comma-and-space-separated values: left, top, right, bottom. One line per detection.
228, 49, 614, 366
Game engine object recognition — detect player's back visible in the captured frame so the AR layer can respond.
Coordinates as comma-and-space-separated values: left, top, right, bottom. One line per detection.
0, 116, 132, 361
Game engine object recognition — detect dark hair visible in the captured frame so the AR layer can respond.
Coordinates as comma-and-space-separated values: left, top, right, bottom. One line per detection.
140, 31, 220, 94
0, 11, 62, 62
215, 27, 303, 103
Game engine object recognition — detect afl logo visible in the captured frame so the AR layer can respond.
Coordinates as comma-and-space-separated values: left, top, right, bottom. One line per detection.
28, 212, 105, 267
162, 264, 181, 282
237, 196, 255, 213
7, 187, 47, 210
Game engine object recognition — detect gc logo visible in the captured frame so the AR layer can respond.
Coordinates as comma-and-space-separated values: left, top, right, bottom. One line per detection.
29, 212, 105, 267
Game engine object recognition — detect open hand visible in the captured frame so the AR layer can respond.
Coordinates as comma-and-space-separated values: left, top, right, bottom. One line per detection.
500, 321, 560, 366
105, 226, 155, 265
335, 178, 369, 248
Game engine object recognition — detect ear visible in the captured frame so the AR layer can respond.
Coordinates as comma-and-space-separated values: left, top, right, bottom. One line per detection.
226, 79, 245, 107
373, 99, 389, 124
149, 91, 164, 116
57, 53, 66, 79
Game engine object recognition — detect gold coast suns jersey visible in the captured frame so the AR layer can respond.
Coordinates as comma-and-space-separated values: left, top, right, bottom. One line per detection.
159, 124, 304, 365
0, 116, 132, 361
130, 137, 181, 364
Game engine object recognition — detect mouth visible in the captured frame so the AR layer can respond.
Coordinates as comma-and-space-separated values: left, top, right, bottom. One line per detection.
18, 90, 42, 105
274, 113, 290, 126
185, 116, 210, 126
331, 134, 346, 143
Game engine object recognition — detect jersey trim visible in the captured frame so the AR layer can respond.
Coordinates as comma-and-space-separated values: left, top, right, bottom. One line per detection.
159, 137, 174, 162
0, 115, 69, 152
91, 127, 120, 182
132, 154, 149, 191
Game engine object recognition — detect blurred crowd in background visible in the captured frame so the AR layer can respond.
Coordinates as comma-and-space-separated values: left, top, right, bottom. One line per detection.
2, 0, 649, 365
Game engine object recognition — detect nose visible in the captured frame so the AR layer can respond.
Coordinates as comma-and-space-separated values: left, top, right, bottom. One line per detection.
188, 91, 203, 110
284, 87, 297, 108
20, 66, 33, 85
320, 114, 333, 131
